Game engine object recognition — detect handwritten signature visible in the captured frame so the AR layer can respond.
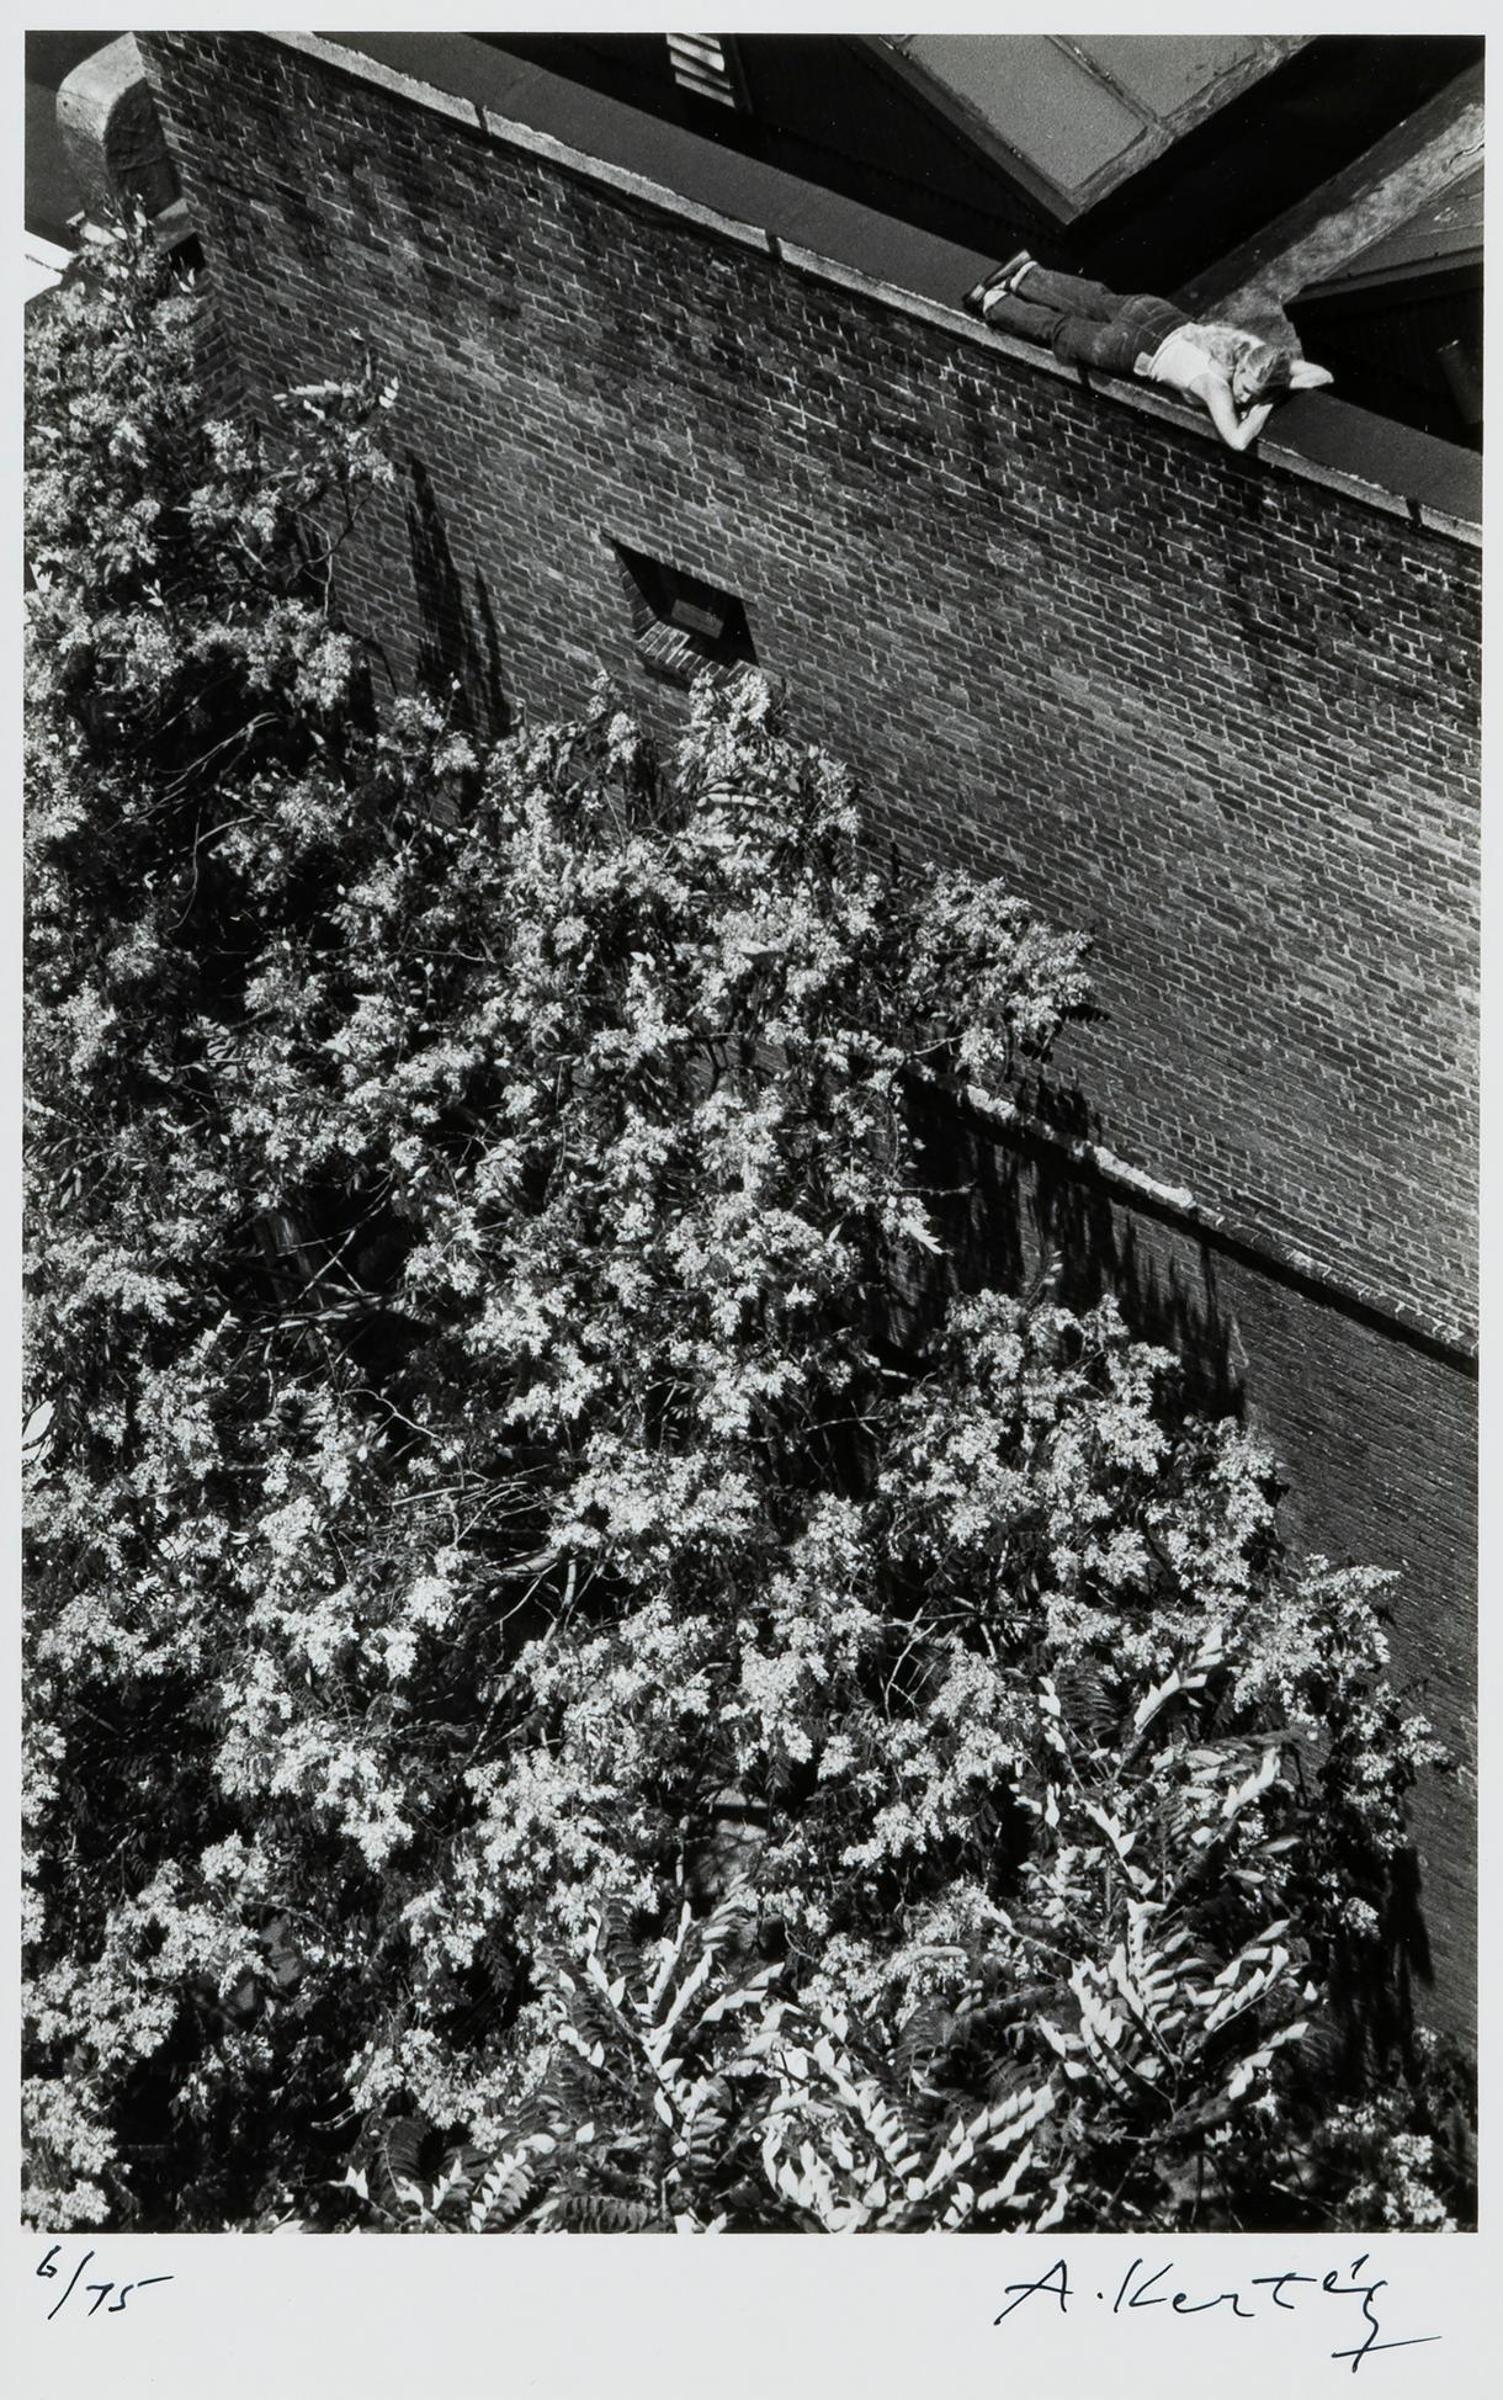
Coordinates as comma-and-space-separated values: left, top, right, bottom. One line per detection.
36, 2243, 173, 2323
995, 2253, 1440, 2373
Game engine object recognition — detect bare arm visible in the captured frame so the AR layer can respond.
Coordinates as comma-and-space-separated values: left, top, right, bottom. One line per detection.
1197, 373, 1275, 452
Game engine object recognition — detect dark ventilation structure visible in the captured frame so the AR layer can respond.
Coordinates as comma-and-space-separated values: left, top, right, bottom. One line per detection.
666, 34, 747, 114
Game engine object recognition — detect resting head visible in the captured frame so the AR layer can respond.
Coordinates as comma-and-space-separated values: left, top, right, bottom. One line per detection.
1231, 341, 1297, 406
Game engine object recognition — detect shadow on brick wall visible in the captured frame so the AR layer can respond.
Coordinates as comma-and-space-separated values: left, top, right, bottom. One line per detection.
921, 1090, 1447, 2055
405, 453, 511, 741
916, 1082, 1245, 1422
1035, 1162, 1246, 1422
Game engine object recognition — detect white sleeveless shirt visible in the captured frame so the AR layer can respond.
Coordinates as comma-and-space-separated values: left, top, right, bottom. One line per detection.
1137, 321, 1260, 393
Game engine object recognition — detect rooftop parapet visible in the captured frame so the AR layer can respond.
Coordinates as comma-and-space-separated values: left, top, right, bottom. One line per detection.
284, 29, 1479, 541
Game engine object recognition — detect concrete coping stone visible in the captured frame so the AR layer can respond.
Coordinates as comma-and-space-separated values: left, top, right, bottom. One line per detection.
281, 32, 769, 253
267, 31, 1479, 545
778, 237, 1418, 502
479, 110, 774, 253
1416, 502, 1485, 547
274, 32, 483, 131
943, 1077, 1477, 1368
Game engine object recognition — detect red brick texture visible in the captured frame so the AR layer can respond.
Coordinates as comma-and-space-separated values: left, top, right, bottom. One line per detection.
135, 33, 1478, 2028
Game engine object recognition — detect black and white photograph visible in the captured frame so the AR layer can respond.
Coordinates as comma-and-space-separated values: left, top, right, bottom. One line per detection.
15, 10, 1490, 2391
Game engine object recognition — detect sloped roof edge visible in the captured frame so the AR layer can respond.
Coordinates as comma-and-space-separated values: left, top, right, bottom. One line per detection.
875, 33, 1309, 220
1298, 160, 1483, 303
863, 34, 1082, 222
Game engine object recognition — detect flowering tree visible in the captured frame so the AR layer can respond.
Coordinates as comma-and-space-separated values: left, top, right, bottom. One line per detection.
24, 225, 1470, 2235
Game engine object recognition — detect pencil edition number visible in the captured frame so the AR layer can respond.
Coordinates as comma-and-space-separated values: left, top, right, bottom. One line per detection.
36, 2242, 174, 2321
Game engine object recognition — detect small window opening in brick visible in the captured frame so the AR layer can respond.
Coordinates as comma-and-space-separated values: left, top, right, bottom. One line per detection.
614, 542, 757, 686
666, 34, 749, 112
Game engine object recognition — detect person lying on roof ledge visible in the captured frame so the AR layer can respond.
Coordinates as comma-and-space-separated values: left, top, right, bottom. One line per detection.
964, 254, 1333, 453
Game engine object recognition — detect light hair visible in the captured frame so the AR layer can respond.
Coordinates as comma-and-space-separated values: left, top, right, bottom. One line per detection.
1237, 340, 1297, 402
1196, 322, 1297, 399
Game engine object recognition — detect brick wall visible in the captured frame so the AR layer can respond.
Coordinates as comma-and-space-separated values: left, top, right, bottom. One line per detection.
135, 32, 1478, 2027
137, 31, 1479, 1343
930, 1102, 1476, 2033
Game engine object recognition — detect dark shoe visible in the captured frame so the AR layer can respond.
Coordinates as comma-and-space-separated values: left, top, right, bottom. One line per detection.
963, 250, 1035, 317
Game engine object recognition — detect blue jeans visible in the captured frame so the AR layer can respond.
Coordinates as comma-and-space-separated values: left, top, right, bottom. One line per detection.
983, 267, 1188, 374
